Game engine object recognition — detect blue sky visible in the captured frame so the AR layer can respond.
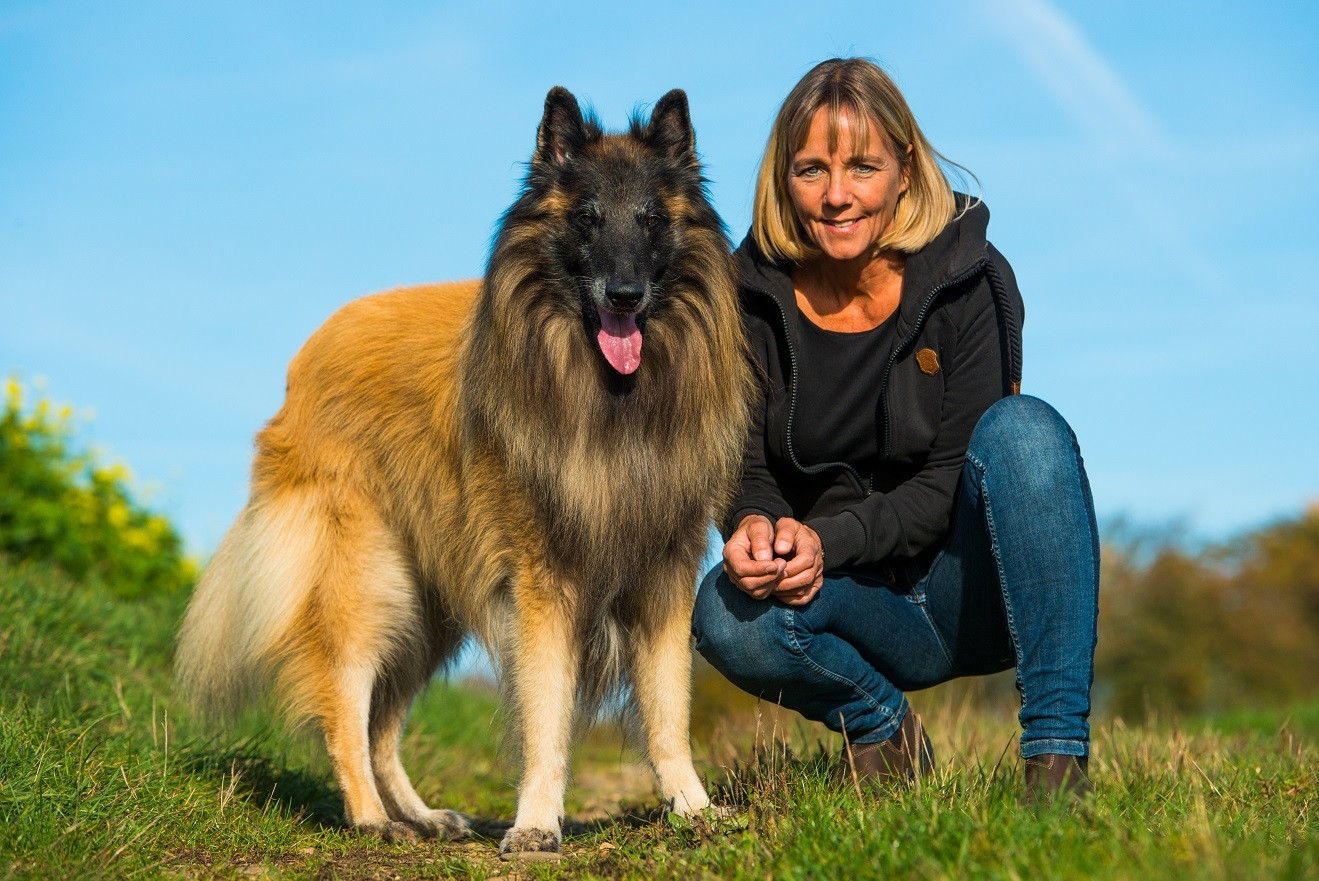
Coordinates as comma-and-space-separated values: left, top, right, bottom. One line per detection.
3, 0, 1317, 554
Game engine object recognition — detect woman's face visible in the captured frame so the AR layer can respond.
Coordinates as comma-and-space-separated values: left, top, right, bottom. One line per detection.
787, 106, 908, 264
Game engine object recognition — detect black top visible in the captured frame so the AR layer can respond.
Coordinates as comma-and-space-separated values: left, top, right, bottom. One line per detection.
792, 310, 893, 480
730, 197, 1025, 570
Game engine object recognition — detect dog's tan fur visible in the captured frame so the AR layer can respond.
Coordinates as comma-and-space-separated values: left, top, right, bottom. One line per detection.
176, 89, 754, 857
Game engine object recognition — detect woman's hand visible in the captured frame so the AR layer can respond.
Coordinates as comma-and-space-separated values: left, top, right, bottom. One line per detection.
723, 514, 824, 605
722, 515, 784, 599
768, 518, 825, 605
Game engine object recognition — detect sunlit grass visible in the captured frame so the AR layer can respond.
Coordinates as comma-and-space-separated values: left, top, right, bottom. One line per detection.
1, 556, 1315, 879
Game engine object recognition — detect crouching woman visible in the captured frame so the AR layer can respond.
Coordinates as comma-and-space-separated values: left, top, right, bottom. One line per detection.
693, 57, 1099, 802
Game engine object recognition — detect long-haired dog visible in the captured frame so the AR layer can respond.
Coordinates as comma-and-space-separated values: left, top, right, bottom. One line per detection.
175, 87, 753, 859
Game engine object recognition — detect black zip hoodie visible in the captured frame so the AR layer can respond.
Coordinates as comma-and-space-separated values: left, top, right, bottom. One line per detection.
730, 198, 1024, 571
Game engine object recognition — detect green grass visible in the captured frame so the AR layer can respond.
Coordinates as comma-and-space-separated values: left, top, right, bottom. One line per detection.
1, 556, 1315, 879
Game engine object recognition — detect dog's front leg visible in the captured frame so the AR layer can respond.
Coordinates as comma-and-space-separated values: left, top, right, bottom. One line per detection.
630, 577, 711, 817
499, 570, 578, 861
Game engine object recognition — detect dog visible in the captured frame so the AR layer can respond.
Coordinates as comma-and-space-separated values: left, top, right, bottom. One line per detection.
175, 86, 754, 860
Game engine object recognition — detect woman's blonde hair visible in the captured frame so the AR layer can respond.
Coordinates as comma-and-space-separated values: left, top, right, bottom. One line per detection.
752, 57, 972, 262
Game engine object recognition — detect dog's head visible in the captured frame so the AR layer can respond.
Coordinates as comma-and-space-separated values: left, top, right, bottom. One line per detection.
468, 87, 754, 513
514, 86, 720, 378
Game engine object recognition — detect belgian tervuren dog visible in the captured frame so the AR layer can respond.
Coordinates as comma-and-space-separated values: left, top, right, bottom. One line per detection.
176, 87, 753, 860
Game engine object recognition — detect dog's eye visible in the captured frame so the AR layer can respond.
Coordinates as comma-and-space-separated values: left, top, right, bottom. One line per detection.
643, 212, 666, 228
573, 209, 598, 229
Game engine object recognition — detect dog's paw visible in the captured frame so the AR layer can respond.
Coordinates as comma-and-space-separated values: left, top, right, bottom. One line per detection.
410, 809, 470, 841
356, 820, 421, 844
498, 826, 562, 862
668, 793, 711, 819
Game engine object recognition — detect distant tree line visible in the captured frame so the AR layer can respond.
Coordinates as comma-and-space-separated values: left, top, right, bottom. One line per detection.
1096, 510, 1319, 718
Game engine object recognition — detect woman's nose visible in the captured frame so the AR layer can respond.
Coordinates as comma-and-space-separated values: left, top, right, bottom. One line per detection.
824, 171, 850, 206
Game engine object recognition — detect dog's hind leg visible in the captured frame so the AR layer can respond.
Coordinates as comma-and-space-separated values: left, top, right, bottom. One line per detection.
368, 629, 471, 840
498, 563, 579, 861
629, 571, 711, 817
318, 663, 421, 840
272, 490, 424, 842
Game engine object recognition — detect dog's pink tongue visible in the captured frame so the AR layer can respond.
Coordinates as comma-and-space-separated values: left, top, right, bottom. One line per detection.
597, 311, 642, 375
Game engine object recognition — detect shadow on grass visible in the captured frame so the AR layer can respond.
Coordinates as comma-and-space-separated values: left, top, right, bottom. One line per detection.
462, 807, 663, 845
176, 730, 677, 846
176, 732, 344, 827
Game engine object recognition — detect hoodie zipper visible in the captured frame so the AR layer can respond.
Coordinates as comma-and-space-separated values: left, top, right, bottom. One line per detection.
746, 255, 988, 494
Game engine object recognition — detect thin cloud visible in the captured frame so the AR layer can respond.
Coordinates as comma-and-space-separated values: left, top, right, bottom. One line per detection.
981, 0, 1172, 158
980, 0, 1225, 292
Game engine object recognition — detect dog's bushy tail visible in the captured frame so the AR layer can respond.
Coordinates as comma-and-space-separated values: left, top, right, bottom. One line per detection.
174, 495, 321, 720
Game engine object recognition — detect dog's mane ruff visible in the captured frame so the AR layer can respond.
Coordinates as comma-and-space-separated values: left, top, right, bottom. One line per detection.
456, 138, 754, 716
462, 202, 748, 573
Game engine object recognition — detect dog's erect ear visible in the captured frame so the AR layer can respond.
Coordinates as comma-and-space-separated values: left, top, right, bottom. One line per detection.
536, 86, 587, 168
646, 89, 696, 167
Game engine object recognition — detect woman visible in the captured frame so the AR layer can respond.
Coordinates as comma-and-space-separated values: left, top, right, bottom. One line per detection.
692, 57, 1099, 802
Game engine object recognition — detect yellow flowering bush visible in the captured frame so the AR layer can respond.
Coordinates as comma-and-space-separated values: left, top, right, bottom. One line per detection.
0, 378, 196, 597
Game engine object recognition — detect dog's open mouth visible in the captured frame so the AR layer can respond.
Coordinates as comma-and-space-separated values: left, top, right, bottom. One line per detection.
594, 307, 644, 375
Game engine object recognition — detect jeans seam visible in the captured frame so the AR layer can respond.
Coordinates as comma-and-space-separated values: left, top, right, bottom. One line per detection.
1074, 430, 1102, 707
971, 457, 1028, 708
782, 608, 901, 737
913, 595, 956, 675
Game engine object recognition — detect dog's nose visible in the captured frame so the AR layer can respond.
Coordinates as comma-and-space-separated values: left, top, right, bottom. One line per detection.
604, 281, 645, 311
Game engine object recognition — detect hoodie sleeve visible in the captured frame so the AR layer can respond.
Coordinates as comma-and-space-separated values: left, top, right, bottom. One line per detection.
725, 324, 794, 537
806, 262, 1020, 567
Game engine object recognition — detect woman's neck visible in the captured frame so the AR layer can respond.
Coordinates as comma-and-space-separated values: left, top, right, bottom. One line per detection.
793, 250, 906, 332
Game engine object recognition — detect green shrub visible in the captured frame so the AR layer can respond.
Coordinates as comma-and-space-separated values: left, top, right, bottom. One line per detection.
0, 377, 196, 597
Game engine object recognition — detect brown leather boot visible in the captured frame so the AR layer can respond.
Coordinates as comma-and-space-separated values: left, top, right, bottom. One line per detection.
1024, 754, 1092, 804
836, 711, 934, 787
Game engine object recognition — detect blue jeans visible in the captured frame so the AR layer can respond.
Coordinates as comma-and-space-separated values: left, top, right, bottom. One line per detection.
692, 395, 1099, 759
